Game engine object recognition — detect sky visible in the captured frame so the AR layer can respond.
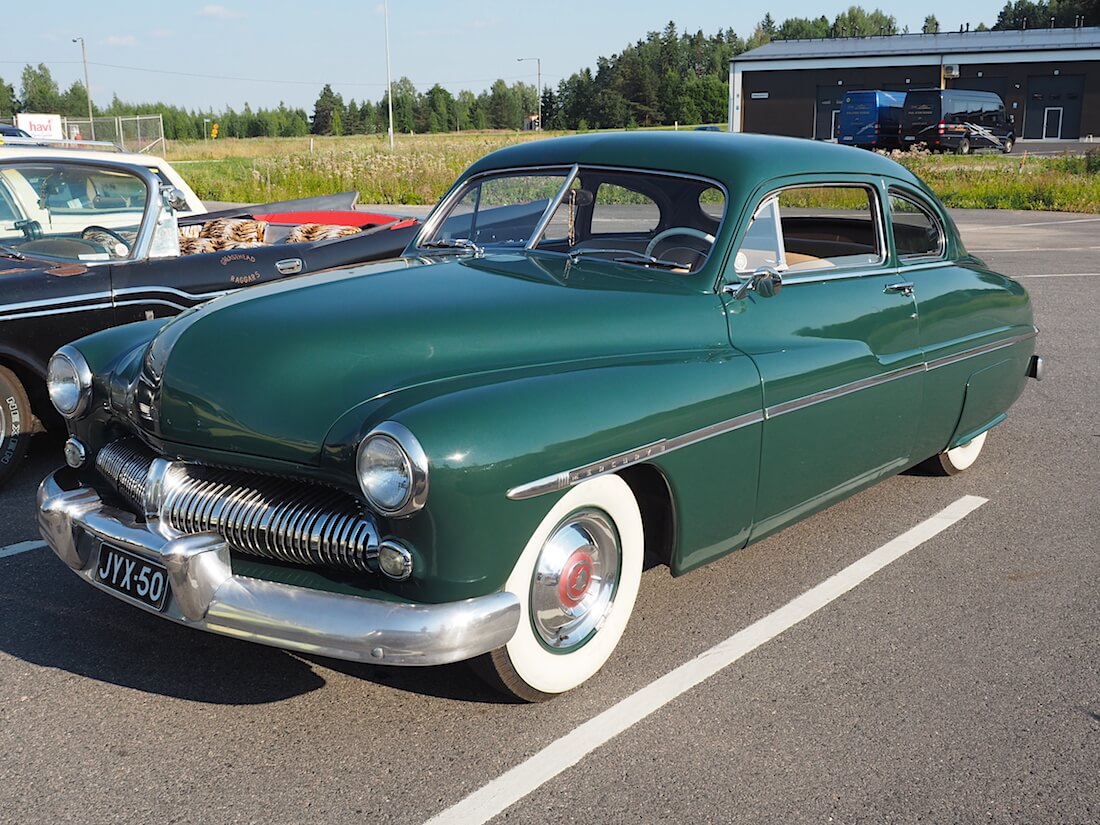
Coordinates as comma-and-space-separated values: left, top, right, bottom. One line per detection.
5, 0, 1012, 112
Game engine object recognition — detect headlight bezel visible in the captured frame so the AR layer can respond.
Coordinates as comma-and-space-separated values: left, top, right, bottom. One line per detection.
46, 345, 93, 419
356, 421, 429, 517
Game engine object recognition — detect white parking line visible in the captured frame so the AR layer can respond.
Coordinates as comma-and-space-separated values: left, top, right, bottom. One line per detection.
424, 494, 988, 825
0, 540, 47, 559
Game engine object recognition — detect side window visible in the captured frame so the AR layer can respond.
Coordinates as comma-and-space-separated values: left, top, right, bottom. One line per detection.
889, 189, 945, 261
591, 183, 659, 234
737, 185, 883, 274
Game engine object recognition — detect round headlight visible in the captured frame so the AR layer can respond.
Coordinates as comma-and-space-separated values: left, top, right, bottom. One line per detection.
46, 346, 92, 419
356, 422, 428, 517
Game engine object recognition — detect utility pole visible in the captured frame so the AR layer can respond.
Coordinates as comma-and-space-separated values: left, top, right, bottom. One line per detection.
517, 57, 541, 131
384, 0, 395, 150
72, 37, 95, 140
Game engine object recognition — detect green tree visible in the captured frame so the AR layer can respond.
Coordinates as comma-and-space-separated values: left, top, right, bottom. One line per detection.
425, 84, 454, 132
0, 76, 20, 119
923, 15, 940, 33
310, 84, 341, 135
486, 79, 521, 129
20, 63, 62, 113
832, 7, 898, 36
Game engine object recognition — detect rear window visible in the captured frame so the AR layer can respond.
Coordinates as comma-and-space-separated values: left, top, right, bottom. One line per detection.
903, 92, 941, 124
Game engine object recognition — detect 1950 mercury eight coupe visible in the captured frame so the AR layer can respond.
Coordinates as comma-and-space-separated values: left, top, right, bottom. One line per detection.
37, 133, 1041, 700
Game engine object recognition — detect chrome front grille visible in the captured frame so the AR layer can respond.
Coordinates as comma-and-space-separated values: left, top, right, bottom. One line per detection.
95, 439, 379, 573
96, 439, 152, 511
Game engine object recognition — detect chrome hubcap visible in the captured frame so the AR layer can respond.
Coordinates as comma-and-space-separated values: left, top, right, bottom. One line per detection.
531, 510, 619, 651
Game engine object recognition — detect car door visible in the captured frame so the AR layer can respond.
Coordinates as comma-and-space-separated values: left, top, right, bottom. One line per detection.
887, 183, 1034, 464
723, 177, 925, 542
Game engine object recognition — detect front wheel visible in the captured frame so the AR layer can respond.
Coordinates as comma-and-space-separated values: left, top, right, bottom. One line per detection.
1002, 137, 1015, 154
473, 475, 644, 702
920, 431, 987, 476
0, 366, 32, 488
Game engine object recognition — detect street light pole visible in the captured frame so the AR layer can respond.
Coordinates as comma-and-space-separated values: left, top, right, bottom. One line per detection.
72, 37, 95, 140
517, 57, 541, 131
384, 0, 394, 150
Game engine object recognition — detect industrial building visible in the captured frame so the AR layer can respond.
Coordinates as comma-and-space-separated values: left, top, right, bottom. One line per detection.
728, 27, 1100, 142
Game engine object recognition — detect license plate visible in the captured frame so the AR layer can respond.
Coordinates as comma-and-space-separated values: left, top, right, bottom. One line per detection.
94, 543, 169, 611
905, 136, 915, 141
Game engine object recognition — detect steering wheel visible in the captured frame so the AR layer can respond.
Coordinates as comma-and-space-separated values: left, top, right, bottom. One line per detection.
81, 225, 131, 258
644, 227, 716, 258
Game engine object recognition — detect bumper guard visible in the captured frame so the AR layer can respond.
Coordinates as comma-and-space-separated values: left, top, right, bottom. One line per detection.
37, 471, 520, 667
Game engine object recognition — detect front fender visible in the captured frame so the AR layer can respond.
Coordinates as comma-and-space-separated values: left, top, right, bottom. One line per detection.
324, 352, 763, 602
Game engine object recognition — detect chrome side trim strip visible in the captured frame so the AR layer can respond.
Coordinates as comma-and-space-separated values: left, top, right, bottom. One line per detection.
506, 411, 762, 500
925, 330, 1037, 371
506, 329, 1038, 501
764, 362, 926, 420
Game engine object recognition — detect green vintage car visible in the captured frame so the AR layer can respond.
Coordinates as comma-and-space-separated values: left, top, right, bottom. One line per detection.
37, 133, 1042, 701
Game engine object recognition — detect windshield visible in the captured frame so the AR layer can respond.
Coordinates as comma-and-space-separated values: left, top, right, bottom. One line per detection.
0, 162, 149, 261
418, 165, 726, 274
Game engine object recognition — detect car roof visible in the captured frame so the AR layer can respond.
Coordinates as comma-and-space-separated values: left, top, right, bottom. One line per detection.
0, 144, 170, 166
463, 131, 920, 194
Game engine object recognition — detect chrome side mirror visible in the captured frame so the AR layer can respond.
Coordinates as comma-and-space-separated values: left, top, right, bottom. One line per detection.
162, 187, 189, 212
724, 266, 783, 300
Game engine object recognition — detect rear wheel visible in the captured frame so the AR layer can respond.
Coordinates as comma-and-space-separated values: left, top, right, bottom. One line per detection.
920, 431, 987, 476
956, 137, 971, 155
0, 366, 31, 487
473, 475, 644, 702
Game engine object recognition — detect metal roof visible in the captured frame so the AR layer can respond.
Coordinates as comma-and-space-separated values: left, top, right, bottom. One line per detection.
735, 26, 1100, 62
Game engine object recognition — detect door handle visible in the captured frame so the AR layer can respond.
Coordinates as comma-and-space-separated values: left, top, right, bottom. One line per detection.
884, 281, 915, 296
275, 258, 303, 275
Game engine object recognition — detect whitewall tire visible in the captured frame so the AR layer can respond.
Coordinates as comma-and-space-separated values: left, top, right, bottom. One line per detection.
475, 475, 644, 702
929, 431, 987, 475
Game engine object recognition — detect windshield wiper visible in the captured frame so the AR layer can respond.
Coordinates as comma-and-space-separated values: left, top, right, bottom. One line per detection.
568, 248, 693, 271
420, 238, 484, 256
0, 244, 25, 260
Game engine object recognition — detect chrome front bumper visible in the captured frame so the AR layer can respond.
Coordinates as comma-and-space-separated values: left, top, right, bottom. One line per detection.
37, 470, 520, 667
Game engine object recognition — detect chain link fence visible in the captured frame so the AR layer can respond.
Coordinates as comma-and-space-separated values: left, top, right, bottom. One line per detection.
61, 114, 165, 153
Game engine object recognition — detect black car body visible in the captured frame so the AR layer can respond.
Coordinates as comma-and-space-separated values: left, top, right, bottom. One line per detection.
0, 148, 419, 484
901, 89, 1015, 154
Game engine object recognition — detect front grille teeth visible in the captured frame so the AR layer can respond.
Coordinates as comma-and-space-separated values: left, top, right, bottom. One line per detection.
94, 439, 379, 573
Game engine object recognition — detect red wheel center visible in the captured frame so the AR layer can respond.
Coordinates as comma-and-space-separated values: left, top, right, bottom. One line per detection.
559, 550, 594, 609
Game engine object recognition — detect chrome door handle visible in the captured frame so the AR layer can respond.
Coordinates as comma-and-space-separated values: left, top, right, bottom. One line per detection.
275, 258, 304, 275
884, 281, 915, 296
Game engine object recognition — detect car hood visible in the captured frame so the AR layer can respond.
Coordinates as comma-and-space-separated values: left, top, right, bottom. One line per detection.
139, 253, 721, 465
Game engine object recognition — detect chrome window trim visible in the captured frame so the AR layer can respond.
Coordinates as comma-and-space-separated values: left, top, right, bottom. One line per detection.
525, 165, 581, 249
413, 164, 577, 251
415, 163, 730, 260
506, 329, 1038, 501
888, 186, 947, 263
731, 181, 887, 285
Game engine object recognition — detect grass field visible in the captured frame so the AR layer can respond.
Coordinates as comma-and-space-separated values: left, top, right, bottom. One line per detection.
166, 132, 1100, 212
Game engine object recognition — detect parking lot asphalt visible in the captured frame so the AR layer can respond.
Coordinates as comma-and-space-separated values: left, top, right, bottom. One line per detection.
0, 210, 1096, 825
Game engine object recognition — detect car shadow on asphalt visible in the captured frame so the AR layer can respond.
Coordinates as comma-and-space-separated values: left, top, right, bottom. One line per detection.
0, 552, 517, 705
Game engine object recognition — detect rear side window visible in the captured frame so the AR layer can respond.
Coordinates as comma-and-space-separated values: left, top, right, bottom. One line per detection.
735, 185, 883, 274
889, 189, 945, 260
